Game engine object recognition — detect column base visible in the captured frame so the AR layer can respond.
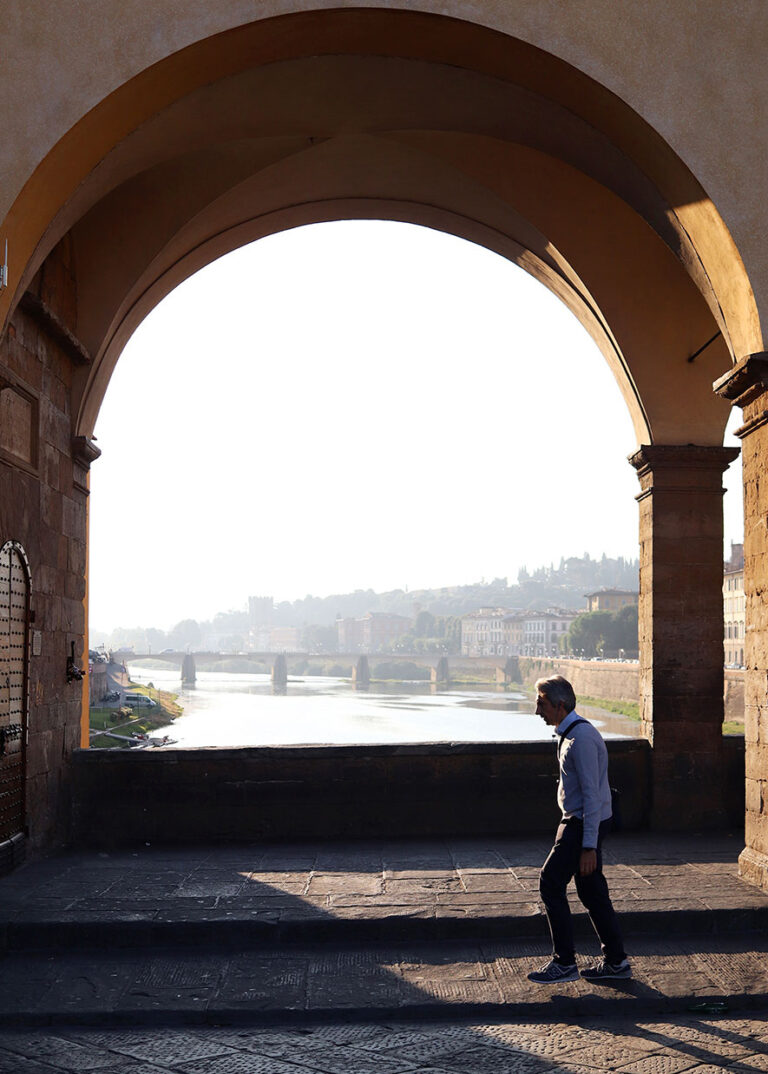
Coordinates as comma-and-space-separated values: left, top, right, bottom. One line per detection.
738, 845, 768, 892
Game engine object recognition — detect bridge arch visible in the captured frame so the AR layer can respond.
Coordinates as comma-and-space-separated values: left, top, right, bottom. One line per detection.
0, 7, 755, 446
2, 3, 767, 865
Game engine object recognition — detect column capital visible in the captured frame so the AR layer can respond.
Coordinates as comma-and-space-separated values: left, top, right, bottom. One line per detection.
713, 351, 768, 407
629, 443, 740, 479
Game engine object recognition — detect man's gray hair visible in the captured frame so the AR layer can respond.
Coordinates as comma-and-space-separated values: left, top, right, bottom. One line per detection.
535, 674, 576, 714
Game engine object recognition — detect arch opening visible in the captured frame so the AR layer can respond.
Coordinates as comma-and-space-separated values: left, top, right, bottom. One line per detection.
88, 220, 647, 750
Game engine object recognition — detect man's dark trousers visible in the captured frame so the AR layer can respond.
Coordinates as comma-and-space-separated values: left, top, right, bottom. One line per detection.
539, 816, 626, 966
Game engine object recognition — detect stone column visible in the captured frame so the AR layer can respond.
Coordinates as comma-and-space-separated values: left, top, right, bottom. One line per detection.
629, 444, 738, 829
715, 354, 768, 887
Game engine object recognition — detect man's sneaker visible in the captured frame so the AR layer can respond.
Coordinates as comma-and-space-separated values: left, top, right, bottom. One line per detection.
527, 960, 579, 984
580, 958, 632, 981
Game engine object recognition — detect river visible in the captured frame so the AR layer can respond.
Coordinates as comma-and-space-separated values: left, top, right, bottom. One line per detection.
126, 664, 641, 747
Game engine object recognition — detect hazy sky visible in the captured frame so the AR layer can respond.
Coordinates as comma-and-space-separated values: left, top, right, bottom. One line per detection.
89, 221, 743, 633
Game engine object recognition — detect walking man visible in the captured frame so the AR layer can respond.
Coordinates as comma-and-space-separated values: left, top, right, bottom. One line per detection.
527, 674, 631, 983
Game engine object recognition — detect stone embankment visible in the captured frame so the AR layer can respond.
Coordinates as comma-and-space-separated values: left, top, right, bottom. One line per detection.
517, 657, 744, 723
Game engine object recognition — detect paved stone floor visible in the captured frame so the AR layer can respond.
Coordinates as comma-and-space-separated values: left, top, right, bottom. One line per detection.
2, 832, 768, 1068
2, 833, 764, 947
3, 1015, 768, 1073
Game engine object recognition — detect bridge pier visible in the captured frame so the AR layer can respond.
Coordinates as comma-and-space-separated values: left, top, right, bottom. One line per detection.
181, 653, 196, 685
431, 657, 450, 685
353, 655, 370, 690
496, 657, 520, 685
272, 654, 288, 693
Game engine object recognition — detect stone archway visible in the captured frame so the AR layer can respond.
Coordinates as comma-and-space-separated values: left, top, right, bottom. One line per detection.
0, 4, 763, 857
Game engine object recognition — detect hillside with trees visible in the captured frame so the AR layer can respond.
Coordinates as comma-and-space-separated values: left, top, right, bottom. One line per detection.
93, 552, 638, 651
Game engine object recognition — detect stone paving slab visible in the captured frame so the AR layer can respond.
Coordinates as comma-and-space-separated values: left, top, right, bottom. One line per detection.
3, 1012, 768, 1073
1, 933, 768, 1027
1, 833, 765, 953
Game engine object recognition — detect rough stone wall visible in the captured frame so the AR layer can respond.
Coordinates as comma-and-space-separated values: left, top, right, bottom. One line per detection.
70, 737, 744, 846
0, 239, 86, 850
729, 363, 768, 889
71, 740, 655, 846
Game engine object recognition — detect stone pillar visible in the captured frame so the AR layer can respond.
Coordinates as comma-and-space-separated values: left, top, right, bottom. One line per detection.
352, 654, 370, 690
181, 653, 196, 685
431, 657, 450, 684
715, 354, 768, 887
271, 653, 288, 690
629, 444, 738, 828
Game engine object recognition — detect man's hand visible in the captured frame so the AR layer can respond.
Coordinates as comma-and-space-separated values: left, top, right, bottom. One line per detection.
579, 849, 597, 876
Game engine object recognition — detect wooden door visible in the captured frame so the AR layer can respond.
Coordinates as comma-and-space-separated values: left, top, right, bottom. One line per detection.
0, 541, 29, 872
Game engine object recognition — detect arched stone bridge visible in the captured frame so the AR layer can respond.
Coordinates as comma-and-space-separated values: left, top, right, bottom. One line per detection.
126, 651, 522, 684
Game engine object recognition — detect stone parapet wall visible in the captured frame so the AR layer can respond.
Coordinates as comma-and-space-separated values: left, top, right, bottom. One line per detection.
70, 737, 744, 847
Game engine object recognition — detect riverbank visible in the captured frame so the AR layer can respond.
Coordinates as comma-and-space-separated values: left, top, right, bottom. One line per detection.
89, 682, 182, 748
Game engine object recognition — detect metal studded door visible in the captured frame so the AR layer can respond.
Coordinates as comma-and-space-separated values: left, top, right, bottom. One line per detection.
0, 541, 29, 870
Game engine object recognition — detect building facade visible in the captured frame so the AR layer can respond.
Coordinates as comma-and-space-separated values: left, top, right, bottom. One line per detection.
585, 589, 639, 613
724, 542, 745, 667
462, 608, 576, 657
336, 613, 412, 653
520, 611, 577, 657
461, 608, 509, 656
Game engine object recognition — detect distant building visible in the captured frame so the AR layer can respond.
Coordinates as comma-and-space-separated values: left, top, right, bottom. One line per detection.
585, 588, 638, 613
503, 613, 525, 655
336, 616, 364, 653
461, 608, 510, 656
248, 625, 300, 651
270, 626, 300, 652
337, 612, 412, 653
461, 608, 576, 657
724, 542, 745, 667
248, 596, 273, 625
520, 610, 578, 657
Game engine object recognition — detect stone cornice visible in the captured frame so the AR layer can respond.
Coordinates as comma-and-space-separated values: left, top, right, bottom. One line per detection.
72, 436, 101, 468
629, 444, 740, 477
629, 444, 740, 501
72, 435, 101, 496
713, 352, 768, 407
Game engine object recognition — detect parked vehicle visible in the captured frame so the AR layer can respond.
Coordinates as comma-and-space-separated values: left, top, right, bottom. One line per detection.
123, 693, 157, 708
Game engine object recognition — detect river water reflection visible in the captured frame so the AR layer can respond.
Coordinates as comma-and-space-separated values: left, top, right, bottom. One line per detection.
127, 664, 641, 747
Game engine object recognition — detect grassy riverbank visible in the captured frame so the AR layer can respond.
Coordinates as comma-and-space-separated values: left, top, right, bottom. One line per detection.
579, 696, 640, 722
89, 683, 182, 748
579, 694, 744, 736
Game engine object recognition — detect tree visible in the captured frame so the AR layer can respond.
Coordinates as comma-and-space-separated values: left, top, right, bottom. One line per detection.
169, 618, 202, 650
301, 624, 337, 653
414, 610, 436, 637
612, 603, 639, 650
566, 604, 639, 656
567, 611, 613, 657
